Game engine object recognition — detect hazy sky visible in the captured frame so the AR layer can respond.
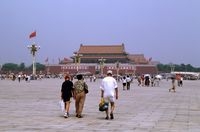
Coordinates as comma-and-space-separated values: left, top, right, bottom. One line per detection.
1, 0, 200, 67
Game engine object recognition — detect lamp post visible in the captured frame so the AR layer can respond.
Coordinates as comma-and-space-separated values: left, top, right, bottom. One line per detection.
27, 43, 40, 77
116, 61, 120, 81
73, 52, 82, 73
169, 63, 175, 73
98, 57, 106, 76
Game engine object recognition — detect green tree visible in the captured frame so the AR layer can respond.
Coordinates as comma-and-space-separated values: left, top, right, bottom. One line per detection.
27, 63, 45, 72
157, 64, 171, 72
157, 63, 200, 72
18, 63, 26, 71
36, 63, 45, 71
186, 64, 194, 72
1, 63, 18, 72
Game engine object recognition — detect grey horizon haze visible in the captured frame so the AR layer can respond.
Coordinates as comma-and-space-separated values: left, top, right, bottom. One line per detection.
0, 0, 200, 67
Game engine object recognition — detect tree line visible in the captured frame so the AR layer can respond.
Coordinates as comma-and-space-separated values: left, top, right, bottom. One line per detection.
1, 62, 200, 74
157, 63, 200, 73
0, 62, 45, 74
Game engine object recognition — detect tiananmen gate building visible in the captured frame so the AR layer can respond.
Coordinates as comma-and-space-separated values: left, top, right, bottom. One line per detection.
46, 44, 158, 76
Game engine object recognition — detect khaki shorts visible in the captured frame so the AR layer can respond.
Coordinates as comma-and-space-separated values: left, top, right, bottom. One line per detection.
104, 96, 115, 103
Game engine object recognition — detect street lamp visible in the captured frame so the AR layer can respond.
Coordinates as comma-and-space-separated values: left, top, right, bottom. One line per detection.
169, 63, 175, 73
27, 43, 40, 77
73, 52, 82, 73
98, 57, 106, 76
116, 61, 120, 81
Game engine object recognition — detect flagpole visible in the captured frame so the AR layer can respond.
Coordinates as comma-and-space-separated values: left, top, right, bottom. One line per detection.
33, 54, 36, 75
45, 58, 50, 75
28, 31, 40, 79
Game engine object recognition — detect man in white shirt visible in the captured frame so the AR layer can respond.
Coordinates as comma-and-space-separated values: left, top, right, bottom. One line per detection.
100, 70, 118, 120
126, 75, 131, 90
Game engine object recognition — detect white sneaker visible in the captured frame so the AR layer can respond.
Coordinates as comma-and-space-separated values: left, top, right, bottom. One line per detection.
64, 112, 68, 118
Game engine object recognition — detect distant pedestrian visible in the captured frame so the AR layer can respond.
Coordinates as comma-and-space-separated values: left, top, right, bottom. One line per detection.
27, 75, 31, 82
141, 75, 145, 86
180, 77, 183, 87
100, 70, 118, 120
137, 76, 142, 86
122, 76, 126, 90
73, 74, 88, 118
12, 74, 16, 81
151, 76, 155, 87
176, 74, 181, 87
25, 74, 28, 82
126, 75, 131, 90
61, 75, 74, 118
169, 77, 176, 92
93, 76, 96, 82
18, 74, 21, 82
90, 76, 93, 82
144, 75, 150, 86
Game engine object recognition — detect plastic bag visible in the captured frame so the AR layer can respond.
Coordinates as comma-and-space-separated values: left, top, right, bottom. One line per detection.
59, 100, 65, 112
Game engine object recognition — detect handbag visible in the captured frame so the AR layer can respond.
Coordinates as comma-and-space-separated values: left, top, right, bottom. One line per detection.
84, 82, 89, 94
99, 98, 108, 111
58, 100, 65, 112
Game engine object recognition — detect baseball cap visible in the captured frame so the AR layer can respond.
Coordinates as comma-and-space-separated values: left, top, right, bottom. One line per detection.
107, 70, 112, 74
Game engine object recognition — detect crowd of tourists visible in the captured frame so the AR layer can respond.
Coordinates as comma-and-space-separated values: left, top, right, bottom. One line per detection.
0, 70, 188, 121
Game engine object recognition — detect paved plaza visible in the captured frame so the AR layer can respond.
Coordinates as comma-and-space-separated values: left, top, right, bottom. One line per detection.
1, 78, 200, 132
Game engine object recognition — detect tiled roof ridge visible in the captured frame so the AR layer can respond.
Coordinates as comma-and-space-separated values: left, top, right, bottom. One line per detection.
80, 44, 123, 47
78, 44, 126, 54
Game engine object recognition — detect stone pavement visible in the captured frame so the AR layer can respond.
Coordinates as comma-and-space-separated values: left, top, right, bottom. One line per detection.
1, 78, 200, 132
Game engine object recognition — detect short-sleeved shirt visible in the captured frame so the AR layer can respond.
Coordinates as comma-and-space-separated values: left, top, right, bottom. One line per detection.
74, 80, 88, 94
126, 77, 131, 83
61, 80, 73, 102
122, 77, 126, 84
100, 76, 118, 97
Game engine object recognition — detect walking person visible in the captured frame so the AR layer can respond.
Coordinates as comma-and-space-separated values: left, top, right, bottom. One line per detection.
18, 74, 21, 82
180, 77, 183, 87
122, 76, 126, 90
137, 75, 142, 86
61, 75, 74, 118
73, 74, 88, 118
126, 75, 131, 90
100, 70, 118, 120
169, 77, 176, 92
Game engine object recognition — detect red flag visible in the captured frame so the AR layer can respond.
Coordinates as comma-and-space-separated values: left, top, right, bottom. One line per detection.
29, 31, 36, 39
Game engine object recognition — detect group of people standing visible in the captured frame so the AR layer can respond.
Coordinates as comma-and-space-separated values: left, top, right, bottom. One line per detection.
121, 75, 132, 90
61, 70, 118, 120
169, 75, 183, 92
137, 75, 161, 87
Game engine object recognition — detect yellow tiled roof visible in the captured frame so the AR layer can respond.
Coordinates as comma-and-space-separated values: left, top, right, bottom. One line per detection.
78, 44, 126, 54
